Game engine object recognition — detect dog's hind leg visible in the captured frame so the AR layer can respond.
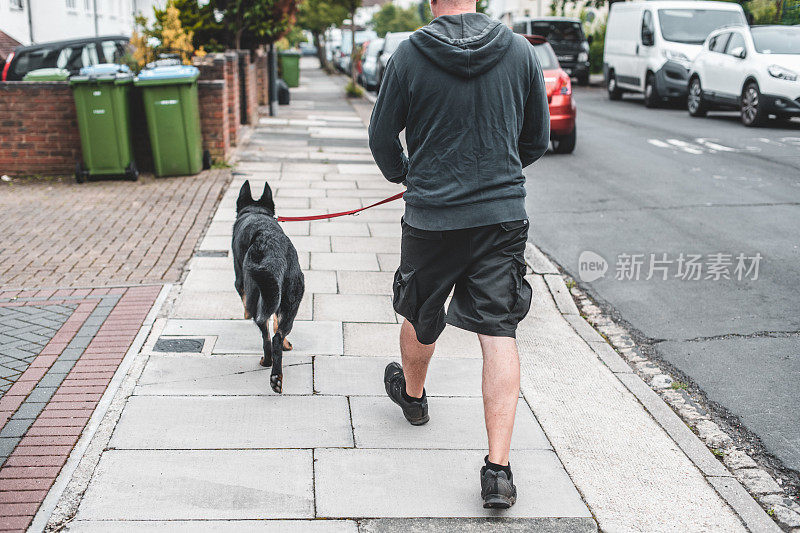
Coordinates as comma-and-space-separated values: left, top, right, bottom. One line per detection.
256, 317, 272, 368
269, 295, 302, 394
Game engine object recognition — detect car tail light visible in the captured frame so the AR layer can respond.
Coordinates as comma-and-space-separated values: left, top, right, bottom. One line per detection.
554, 72, 571, 96
2, 51, 14, 81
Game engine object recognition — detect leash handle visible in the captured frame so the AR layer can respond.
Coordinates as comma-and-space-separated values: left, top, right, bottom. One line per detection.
275, 191, 405, 222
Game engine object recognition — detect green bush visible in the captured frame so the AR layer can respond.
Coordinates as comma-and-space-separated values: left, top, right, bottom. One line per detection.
589, 24, 606, 74
345, 80, 364, 98
746, 0, 778, 23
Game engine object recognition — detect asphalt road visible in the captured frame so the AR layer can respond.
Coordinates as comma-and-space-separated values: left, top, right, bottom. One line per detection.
524, 86, 800, 474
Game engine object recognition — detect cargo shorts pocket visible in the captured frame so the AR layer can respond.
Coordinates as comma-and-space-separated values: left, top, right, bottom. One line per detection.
393, 268, 418, 321
510, 255, 532, 319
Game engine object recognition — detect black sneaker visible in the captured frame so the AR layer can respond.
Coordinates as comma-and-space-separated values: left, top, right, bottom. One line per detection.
481, 459, 517, 509
384, 362, 429, 425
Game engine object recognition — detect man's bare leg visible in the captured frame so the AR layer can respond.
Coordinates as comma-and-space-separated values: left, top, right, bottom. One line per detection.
400, 319, 435, 398
478, 334, 520, 466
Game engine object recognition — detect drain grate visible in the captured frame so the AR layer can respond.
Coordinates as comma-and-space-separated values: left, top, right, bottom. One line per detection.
153, 338, 205, 353
196, 250, 228, 257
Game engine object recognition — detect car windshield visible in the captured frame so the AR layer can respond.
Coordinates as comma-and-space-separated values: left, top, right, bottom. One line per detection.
658, 9, 745, 44
533, 43, 559, 69
530, 21, 583, 43
383, 32, 412, 54
751, 26, 800, 54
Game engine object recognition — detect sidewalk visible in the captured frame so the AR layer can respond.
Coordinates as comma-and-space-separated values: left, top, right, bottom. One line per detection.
41, 60, 775, 532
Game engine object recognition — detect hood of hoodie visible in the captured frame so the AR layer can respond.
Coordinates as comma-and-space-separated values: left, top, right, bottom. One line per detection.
409, 12, 514, 79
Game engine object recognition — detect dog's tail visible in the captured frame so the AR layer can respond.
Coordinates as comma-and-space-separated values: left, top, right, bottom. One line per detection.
243, 247, 284, 323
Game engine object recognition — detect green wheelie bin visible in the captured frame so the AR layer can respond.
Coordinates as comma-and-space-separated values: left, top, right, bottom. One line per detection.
134, 64, 207, 177
279, 50, 301, 88
23, 68, 70, 81
69, 64, 138, 183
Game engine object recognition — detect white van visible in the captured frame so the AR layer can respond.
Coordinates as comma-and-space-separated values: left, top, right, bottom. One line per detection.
603, 1, 746, 106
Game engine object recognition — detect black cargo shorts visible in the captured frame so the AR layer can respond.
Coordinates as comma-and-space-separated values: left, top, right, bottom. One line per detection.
393, 218, 533, 345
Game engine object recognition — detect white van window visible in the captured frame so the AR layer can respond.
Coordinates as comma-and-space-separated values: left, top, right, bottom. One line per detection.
641, 11, 655, 45
658, 9, 745, 44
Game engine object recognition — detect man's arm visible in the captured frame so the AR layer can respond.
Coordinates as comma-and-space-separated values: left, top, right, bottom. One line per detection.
518, 62, 550, 168
368, 60, 409, 184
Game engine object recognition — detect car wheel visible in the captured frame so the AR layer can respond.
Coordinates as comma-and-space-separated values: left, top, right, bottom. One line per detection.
607, 70, 623, 100
741, 81, 766, 127
551, 127, 577, 154
643, 72, 660, 108
687, 77, 707, 117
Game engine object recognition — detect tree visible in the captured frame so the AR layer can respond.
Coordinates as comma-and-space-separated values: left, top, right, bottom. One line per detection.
130, 0, 201, 68
215, 0, 298, 50
372, 3, 422, 37
297, 0, 349, 69
745, 0, 778, 22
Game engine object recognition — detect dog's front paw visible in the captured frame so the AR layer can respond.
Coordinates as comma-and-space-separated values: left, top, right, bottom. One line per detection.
270, 374, 283, 393
282, 338, 293, 351
260, 355, 272, 367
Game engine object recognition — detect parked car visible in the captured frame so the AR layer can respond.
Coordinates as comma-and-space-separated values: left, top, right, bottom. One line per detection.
2, 35, 129, 81
357, 38, 384, 91
688, 25, 800, 126
524, 34, 577, 154
336, 30, 377, 75
376, 31, 413, 90
513, 17, 591, 85
299, 41, 317, 57
603, 1, 746, 107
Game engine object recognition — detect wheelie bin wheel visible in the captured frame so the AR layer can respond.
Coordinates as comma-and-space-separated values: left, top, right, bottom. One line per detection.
125, 162, 139, 182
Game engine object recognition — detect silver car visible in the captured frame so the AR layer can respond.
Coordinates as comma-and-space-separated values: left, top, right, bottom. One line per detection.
358, 38, 384, 90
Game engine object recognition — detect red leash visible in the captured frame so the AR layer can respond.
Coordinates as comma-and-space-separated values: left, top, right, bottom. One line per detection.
275, 191, 405, 222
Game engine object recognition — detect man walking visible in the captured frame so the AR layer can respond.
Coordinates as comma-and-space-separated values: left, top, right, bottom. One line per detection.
368, 0, 549, 510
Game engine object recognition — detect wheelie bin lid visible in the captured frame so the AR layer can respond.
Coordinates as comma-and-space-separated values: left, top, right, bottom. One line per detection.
69, 63, 133, 85
23, 68, 71, 81
279, 49, 301, 56
134, 65, 200, 87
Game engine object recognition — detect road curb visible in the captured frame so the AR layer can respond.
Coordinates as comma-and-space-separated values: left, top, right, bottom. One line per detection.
31, 284, 172, 532
523, 241, 786, 533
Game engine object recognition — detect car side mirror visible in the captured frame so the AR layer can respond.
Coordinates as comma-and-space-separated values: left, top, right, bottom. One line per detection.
731, 47, 746, 59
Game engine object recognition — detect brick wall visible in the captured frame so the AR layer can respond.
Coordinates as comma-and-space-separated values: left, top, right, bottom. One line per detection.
254, 51, 269, 106
0, 78, 232, 177
0, 82, 82, 176
244, 61, 258, 126
224, 51, 240, 145
198, 80, 230, 162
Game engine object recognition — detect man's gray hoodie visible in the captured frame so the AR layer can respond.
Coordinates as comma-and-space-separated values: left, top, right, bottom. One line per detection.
368, 12, 550, 231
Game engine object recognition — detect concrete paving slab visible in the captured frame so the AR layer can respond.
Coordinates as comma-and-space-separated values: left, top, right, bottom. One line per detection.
183, 268, 235, 292
315, 449, 591, 519
136, 354, 313, 396
188, 256, 234, 271
310, 221, 370, 236
66, 520, 358, 533
357, 518, 597, 533
377, 253, 400, 272
336, 271, 394, 295
310, 198, 363, 211
276, 188, 327, 198
343, 323, 482, 358
337, 163, 381, 175
76, 450, 313, 520
314, 294, 396, 323
331, 236, 400, 254
109, 396, 353, 449
314, 356, 484, 396
198, 235, 232, 252
281, 220, 312, 236
162, 319, 343, 355
286, 236, 332, 253
311, 253, 380, 271
172, 291, 245, 320
302, 270, 338, 294
350, 396, 551, 450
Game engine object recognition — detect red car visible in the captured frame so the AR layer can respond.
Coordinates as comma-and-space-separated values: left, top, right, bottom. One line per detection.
524, 34, 577, 154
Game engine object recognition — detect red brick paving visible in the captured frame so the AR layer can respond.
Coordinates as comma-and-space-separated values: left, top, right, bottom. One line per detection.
0, 287, 160, 531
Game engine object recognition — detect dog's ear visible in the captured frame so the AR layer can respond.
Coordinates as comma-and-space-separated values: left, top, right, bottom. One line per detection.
237, 181, 253, 213
258, 182, 275, 212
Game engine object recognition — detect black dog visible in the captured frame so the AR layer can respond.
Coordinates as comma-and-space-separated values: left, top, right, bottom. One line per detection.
233, 180, 305, 393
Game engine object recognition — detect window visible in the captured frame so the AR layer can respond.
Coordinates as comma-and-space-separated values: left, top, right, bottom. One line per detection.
658, 9, 745, 45
101, 40, 122, 62
66, 0, 77, 9
711, 32, 730, 53
512, 22, 527, 34
85, 0, 91, 10
10, 0, 23, 10
725, 32, 745, 56
641, 10, 655, 45
751, 26, 800, 54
